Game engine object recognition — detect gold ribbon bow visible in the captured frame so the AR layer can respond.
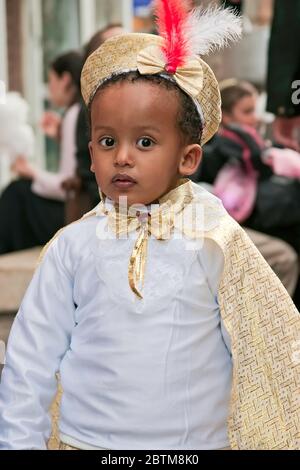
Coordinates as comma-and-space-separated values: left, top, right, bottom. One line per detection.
137, 45, 204, 98
98, 179, 196, 299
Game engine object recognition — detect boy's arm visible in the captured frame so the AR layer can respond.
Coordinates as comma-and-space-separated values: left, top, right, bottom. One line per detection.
0, 236, 75, 450
213, 216, 300, 449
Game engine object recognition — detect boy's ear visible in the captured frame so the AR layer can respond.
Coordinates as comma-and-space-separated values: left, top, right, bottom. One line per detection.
88, 141, 95, 173
179, 144, 202, 177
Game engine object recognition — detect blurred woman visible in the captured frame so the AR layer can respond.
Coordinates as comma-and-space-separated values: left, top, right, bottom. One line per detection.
0, 51, 82, 254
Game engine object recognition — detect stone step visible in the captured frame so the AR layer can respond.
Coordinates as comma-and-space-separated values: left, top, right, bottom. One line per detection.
0, 247, 42, 313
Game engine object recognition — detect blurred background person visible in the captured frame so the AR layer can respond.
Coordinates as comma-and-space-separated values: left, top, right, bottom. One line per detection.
0, 51, 82, 254
191, 79, 300, 298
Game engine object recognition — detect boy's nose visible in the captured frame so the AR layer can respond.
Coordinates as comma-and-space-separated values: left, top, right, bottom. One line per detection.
114, 145, 134, 167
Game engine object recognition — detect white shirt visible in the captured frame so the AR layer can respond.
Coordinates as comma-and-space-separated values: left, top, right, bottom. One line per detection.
0, 197, 232, 450
31, 103, 80, 201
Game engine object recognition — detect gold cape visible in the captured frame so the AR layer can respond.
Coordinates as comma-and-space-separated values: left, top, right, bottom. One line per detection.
44, 183, 300, 450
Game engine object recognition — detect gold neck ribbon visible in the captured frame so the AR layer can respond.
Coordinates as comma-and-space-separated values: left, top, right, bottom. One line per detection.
98, 179, 195, 299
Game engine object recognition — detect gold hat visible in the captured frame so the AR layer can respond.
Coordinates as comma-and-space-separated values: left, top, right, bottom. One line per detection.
82, 33, 221, 144
81, 4, 242, 144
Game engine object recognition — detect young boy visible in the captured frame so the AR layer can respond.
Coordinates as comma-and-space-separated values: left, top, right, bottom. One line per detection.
0, 2, 299, 450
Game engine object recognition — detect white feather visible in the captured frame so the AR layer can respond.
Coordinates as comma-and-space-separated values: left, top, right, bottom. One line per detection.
186, 6, 243, 57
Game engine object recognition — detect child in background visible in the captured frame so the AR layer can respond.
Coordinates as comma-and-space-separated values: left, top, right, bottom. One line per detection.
0, 2, 299, 451
191, 79, 300, 297
221, 79, 300, 180
195, 79, 300, 256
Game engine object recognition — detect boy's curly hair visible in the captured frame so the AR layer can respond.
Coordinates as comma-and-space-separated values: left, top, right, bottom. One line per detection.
87, 71, 203, 145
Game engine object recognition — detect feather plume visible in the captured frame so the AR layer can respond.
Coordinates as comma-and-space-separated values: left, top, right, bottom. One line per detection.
154, 0, 193, 73
154, 1, 242, 71
186, 6, 243, 56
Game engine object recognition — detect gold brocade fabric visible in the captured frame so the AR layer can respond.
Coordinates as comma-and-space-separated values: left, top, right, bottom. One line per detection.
59, 443, 79, 451
205, 217, 300, 450
47, 381, 62, 451
39, 183, 300, 450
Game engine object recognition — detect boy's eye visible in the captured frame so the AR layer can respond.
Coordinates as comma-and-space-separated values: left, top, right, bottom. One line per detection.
99, 137, 115, 148
137, 137, 155, 149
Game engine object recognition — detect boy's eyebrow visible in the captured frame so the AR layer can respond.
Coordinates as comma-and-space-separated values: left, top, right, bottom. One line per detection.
93, 124, 161, 133
133, 125, 161, 132
93, 125, 115, 132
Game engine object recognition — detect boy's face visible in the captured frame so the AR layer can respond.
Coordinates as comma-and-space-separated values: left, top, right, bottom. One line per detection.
89, 80, 201, 207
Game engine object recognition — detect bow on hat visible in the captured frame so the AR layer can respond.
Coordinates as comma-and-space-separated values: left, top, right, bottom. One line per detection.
137, 45, 204, 99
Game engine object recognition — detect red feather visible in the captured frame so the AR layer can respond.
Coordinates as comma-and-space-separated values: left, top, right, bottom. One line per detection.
154, 0, 192, 73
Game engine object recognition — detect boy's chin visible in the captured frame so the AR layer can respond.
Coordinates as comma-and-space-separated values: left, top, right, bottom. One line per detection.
109, 192, 160, 208
118, 197, 158, 208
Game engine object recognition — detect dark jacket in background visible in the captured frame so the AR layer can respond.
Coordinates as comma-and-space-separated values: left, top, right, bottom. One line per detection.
191, 126, 271, 184
222, 0, 243, 14
267, 0, 300, 117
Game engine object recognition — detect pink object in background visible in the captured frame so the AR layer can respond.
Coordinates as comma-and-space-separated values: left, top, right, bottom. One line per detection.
214, 126, 258, 223
263, 147, 300, 179
214, 162, 257, 223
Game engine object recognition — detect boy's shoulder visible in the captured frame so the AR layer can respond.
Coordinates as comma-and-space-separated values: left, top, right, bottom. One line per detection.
52, 209, 99, 246
39, 208, 102, 269
60, 209, 100, 243
190, 182, 254, 253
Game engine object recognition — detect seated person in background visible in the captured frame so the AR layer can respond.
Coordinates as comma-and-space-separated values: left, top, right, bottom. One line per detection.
191, 79, 300, 297
0, 51, 82, 254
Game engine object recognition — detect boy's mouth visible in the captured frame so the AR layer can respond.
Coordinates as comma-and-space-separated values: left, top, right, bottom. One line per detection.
112, 173, 137, 189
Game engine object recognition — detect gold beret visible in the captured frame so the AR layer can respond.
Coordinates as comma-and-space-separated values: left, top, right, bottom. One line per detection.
81, 33, 221, 144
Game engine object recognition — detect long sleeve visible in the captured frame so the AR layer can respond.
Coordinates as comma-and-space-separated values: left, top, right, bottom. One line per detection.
31, 104, 80, 201
0, 236, 76, 450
